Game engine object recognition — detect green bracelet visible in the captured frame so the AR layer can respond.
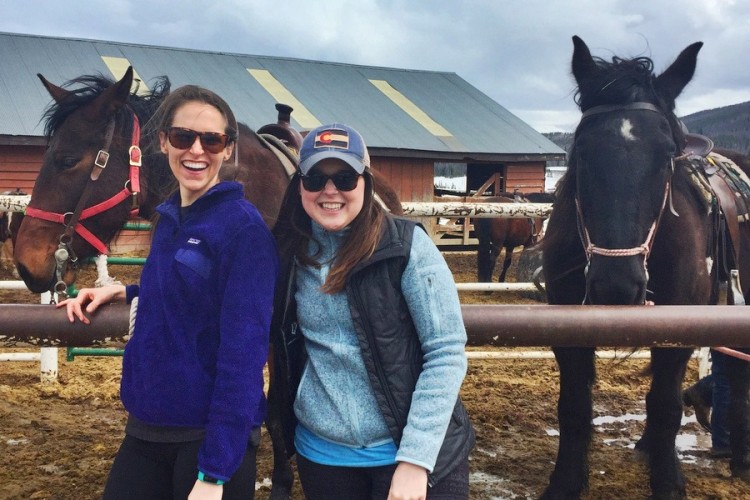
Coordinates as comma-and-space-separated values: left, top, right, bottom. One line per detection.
197, 471, 225, 486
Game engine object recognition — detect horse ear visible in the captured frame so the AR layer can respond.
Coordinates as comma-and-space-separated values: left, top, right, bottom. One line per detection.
84, 66, 135, 121
655, 42, 703, 105
37, 73, 72, 103
571, 36, 598, 86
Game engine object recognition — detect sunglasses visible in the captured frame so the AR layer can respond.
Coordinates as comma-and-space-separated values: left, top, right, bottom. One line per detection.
166, 127, 230, 154
300, 171, 362, 192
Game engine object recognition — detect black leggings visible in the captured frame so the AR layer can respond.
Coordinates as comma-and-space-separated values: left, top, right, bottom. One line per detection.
102, 435, 258, 500
296, 454, 470, 499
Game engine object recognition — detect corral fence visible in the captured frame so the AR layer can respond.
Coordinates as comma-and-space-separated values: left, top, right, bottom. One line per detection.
0, 194, 721, 381
1, 303, 747, 349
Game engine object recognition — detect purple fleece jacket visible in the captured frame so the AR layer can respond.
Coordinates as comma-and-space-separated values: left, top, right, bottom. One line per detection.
121, 181, 278, 481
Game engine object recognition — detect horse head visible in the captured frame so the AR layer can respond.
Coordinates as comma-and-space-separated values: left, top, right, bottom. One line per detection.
13, 67, 162, 293
568, 35, 702, 305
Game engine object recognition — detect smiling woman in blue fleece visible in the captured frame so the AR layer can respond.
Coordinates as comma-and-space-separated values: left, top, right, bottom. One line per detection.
269, 123, 475, 499
58, 85, 278, 500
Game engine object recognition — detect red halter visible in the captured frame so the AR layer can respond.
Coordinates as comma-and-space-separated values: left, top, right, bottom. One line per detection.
25, 114, 142, 255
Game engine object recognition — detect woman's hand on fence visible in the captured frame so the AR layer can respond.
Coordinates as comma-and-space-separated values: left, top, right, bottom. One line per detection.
56, 284, 126, 324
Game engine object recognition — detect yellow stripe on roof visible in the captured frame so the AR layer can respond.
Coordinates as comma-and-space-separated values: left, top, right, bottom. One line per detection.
247, 69, 320, 130
101, 56, 150, 95
369, 79, 452, 137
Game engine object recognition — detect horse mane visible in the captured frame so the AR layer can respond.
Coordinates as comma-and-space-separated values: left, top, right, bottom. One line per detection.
574, 55, 657, 111
540, 133, 584, 267
41, 73, 170, 139
574, 52, 685, 153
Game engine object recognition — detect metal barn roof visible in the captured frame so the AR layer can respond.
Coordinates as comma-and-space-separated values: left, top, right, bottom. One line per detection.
0, 32, 564, 160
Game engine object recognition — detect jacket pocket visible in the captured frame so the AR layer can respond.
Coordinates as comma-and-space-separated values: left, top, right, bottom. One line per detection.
175, 247, 213, 281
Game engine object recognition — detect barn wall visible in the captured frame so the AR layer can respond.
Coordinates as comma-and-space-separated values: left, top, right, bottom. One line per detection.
505, 162, 546, 193
371, 156, 435, 233
0, 146, 45, 193
372, 157, 434, 203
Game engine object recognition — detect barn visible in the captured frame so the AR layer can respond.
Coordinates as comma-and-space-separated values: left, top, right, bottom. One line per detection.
0, 31, 565, 250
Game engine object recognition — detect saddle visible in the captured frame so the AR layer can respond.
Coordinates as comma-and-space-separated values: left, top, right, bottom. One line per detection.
682, 133, 750, 301
684, 132, 714, 158
255, 131, 299, 178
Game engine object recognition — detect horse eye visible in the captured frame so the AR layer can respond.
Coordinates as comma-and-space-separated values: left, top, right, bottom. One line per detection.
59, 156, 79, 169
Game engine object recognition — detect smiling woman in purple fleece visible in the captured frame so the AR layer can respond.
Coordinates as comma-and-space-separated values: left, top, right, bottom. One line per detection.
269, 123, 475, 499
58, 86, 278, 500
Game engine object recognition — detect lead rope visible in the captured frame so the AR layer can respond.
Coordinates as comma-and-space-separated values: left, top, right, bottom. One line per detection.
128, 297, 138, 339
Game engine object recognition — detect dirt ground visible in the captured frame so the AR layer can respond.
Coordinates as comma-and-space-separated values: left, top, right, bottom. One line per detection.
1, 250, 749, 499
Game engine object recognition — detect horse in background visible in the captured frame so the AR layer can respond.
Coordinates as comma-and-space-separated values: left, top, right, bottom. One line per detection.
11, 67, 401, 499
541, 36, 750, 498
475, 191, 553, 282
0, 189, 27, 277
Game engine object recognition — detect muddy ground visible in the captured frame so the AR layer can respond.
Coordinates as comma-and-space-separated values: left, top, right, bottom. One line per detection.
1, 250, 748, 499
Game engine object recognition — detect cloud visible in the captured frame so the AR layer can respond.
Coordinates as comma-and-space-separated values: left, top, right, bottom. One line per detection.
1, 0, 748, 132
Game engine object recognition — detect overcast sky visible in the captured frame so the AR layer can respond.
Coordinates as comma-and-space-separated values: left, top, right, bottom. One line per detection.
2, 0, 749, 133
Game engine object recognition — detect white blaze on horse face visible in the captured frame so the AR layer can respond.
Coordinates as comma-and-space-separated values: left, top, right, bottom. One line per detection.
620, 119, 637, 141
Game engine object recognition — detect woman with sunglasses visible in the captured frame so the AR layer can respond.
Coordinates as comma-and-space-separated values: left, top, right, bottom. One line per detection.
269, 123, 474, 499
58, 86, 278, 499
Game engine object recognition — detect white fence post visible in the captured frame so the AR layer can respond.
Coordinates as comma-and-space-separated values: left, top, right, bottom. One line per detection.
39, 291, 58, 383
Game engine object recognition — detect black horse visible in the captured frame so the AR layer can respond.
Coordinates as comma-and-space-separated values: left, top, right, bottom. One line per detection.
541, 36, 750, 498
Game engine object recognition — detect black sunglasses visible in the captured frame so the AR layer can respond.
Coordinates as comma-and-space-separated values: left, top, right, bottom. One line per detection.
166, 127, 230, 154
300, 171, 361, 192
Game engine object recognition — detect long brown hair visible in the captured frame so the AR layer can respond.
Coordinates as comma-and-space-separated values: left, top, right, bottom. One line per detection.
273, 171, 385, 294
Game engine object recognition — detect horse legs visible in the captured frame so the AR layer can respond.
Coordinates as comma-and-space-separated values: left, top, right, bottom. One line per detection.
542, 347, 595, 499
640, 348, 692, 499
266, 416, 294, 499
497, 246, 513, 282
476, 220, 497, 283
266, 354, 294, 499
727, 349, 750, 481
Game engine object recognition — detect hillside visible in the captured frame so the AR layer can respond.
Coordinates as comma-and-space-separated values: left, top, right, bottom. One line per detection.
681, 101, 750, 153
544, 100, 750, 155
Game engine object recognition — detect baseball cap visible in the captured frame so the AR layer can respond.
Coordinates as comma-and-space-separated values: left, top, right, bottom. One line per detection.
298, 123, 370, 175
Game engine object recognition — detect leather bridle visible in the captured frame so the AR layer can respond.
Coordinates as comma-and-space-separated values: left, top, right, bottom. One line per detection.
574, 101, 686, 285
24, 111, 142, 296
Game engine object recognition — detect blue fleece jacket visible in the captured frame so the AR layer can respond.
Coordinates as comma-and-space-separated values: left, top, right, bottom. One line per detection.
121, 181, 278, 481
294, 222, 467, 472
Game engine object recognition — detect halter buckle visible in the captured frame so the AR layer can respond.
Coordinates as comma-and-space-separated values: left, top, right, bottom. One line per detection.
129, 145, 142, 166
95, 149, 110, 169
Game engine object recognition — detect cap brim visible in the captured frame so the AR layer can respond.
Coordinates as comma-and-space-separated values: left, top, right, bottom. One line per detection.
299, 151, 366, 175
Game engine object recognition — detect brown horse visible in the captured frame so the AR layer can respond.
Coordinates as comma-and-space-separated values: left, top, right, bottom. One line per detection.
475, 192, 552, 282
12, 67, 401, 499
1, 189, 26, 277
540, 36, 750, 499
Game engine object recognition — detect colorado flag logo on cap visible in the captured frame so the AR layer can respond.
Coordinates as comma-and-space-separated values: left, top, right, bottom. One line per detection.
314, 129, 349, 150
